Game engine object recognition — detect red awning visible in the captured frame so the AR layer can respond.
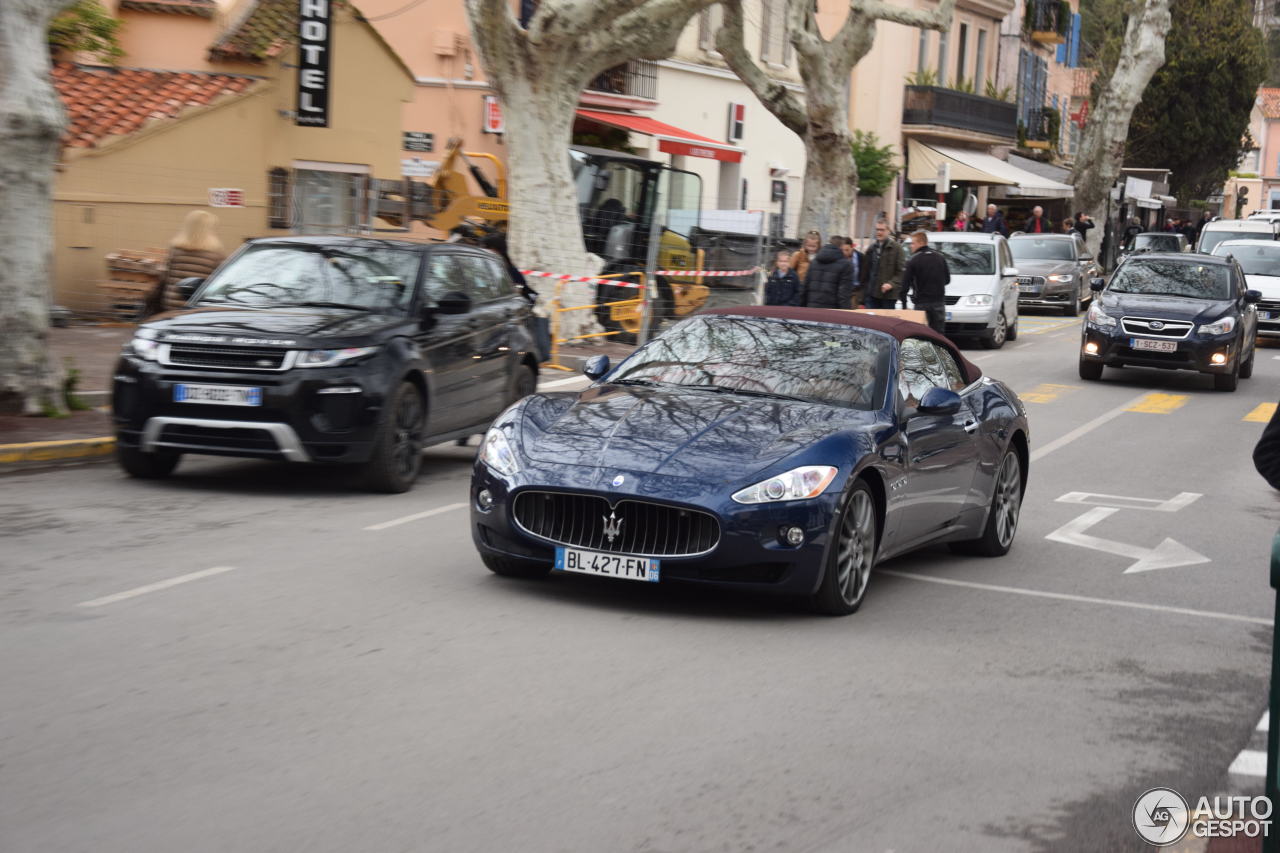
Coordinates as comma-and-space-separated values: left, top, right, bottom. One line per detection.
575, 109, 744, 163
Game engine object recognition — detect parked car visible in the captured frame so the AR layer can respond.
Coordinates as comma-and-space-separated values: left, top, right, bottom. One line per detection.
471, 306, 1030, 616
1120, 231, 1188, 260
112, 236, 539, 492
906, 232, 1019, 349
1196, 218, 1276, 254
1079, 252, 1260, 391
1009, 233, 1099, 316
1211, 239, 1280, 339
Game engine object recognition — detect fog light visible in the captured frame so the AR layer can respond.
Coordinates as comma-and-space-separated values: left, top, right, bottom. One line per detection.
1210, 352, 1227, 365
781, 525, 805, 546
1083, 342, 1099, 355
477, 488, 494, 511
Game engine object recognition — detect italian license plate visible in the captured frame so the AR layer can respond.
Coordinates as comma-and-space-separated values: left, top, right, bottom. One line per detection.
555, 547, 660, 583
1130, 338, 1177, 353
174, 384, 263, 406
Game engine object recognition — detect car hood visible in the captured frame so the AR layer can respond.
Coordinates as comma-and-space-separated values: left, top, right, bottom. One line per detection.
142, 306, 412, 348
943, 273, 1001, 296
515, 385, 876, 485
1012, 259, 1076, 277
1244, 274, 1280, 299
1100, 292, 1235, 324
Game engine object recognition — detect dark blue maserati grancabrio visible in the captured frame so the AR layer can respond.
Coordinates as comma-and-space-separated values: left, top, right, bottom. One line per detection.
470, 306, 1030, 615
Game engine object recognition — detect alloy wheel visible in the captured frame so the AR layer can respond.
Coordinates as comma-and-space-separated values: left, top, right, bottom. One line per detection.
392, 390, 425, 478
836, 490, 876, 605
991, 312, 1007, 346
993, 452, 1022, 548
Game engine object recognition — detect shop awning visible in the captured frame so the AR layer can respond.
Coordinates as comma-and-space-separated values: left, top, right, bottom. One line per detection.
907, 140, 1075, 198
576, 109, 744, 163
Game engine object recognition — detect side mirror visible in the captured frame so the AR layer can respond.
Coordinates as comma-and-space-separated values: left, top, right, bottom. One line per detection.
583, 355, 611, 381
1004, 267, 1020, 278
176, 277, 204, 300
1245, 289, 1262, 304
916, 387, 963, 417
436, 290, 472, 315
1090, 277, 1106, 292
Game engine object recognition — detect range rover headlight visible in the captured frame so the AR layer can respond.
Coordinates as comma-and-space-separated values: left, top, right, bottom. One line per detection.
479, 427, 520, 477
296, 346, 379, 368
1086, 302, 1117, 328
130, 328, 160, 361
732, 466, 838, 505
966, 294, 994, 306
1199, 316, 1236, 335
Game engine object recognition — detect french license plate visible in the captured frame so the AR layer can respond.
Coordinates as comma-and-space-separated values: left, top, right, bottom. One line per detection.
174, 384, 263, 406
1260, 310, 1274, 320
1130, 338, 1177, 353
945, 311, 953, 321
1018, 284, 1039, 294
555, 547, 660, 583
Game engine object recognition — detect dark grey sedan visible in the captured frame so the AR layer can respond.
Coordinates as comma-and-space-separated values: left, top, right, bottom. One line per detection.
1010, 234, 1099, 316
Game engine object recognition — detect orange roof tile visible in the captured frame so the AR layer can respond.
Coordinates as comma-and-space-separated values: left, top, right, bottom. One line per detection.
119, 0, 216, 17
52, 63, 261, 148
209, 0, 347, 64
1259, 88, 1280, 120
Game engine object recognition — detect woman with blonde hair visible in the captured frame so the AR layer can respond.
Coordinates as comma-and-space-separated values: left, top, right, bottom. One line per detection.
152, 210, 226, 313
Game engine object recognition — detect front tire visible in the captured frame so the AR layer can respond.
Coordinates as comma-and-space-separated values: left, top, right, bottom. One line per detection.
810, 481, 877, 616
1214, 366, 1239, 392
481, 551, 552, 579
949, 447, 1023, 557
1078, 358, 1103, 381
1239, 347, 1255, 379
508, 363, 537, 406
980, 311, 1008, 349
1063, 289, 1082, 316
363, 381, 426, 493
117, 445, 181, 479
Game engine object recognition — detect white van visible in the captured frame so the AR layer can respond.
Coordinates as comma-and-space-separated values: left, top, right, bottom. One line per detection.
1211, 238, 1280, 337
906, 232, 1019, 349
1197, 218, 1277, 254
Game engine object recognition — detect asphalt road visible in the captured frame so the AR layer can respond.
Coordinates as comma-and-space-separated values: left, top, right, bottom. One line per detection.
3, 310, 1278, 853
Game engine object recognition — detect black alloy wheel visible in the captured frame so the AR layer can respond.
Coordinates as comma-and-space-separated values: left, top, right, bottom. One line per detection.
363, 381, 426, 493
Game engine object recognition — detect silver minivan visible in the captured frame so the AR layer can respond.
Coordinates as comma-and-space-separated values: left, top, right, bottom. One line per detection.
907, 232, 1020, 349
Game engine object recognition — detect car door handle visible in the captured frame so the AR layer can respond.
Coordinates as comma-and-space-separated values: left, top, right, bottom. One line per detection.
962, 420, 979, 434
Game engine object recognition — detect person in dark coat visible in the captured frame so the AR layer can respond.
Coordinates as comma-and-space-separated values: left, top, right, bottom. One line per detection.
901, 230, 950, 334
1072, 212, 1094, 240
801, 237, 856, 309
1022, 205, 1053, 234
148, 210, 226, 315
1255, 402, 1280, 490
981, 204, 1009, 237
861, 220, 906, 308
763, 250, 802, 306
839, 236, 864, 307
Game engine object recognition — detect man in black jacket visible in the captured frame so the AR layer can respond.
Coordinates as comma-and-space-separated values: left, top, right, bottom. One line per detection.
1255, 402, 1280, 490
802, 237, 856, 309
901, 230, 950, 334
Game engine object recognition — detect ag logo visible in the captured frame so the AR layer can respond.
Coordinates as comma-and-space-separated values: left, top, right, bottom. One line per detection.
1133, 787, 1189, 846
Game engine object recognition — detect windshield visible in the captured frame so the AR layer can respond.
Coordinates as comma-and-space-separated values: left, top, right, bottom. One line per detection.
1010, 238, 1074, 261
1109, 260, 1233, 300
1132, 234, 1183, 252
932, 242, 995, 275
1215, 243, 1280, 277
609, 315, 893, 410
1200, 229, 1274, 254
196, 244, 421, 312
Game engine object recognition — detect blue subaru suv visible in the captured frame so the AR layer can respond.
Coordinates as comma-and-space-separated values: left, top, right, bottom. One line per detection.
1079, 253, 1260, 391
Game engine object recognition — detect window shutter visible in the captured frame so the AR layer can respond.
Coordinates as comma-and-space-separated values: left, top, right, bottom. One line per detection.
1069, 13, 1081, 67
761, 0, 773, 61
267, 168, 291, 230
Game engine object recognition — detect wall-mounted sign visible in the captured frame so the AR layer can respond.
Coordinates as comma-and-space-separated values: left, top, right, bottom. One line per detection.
208, 188, 245, 207
403, 132, 434, 152
482, 96, 504, 134
401, 158, 439, 178
296, 0, 332, 127
770, 179, 787, 202
935, 161, 951, 195
727, 102, 745, 142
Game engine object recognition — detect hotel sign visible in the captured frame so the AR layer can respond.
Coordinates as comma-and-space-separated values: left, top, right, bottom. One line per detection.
296, 0, 331, 127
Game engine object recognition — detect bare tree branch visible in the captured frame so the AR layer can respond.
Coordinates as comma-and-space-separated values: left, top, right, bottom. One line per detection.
857, 0, 956, 31
716, 0, 807, 134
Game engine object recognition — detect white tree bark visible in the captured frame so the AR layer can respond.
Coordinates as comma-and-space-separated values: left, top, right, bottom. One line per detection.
1070, 0, 1172, 259
0, 0, 76, 415
719, 0, 955, 239
465, 0, 717, 339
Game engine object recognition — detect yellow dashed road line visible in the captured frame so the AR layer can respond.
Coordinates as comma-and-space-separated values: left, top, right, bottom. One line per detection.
1020, 383, 1082, 404
1126, 393, 1189, 415
1016, 318, 1081, 336
1245, 402, 1278, 423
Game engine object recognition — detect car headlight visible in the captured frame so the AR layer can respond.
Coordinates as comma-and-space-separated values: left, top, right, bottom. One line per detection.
1047, 274, 1073, 283
130, 329, 160, 361
479, 427, 520, 477
966, 294, 994, 306
1199, 316, 1236, 335
731, 466, 838, 504
295, 346, 379, 368
1087, 302, 1117, 327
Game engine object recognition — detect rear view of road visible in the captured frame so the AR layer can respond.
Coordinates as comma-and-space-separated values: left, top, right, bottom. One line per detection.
1, 322, 1277, 853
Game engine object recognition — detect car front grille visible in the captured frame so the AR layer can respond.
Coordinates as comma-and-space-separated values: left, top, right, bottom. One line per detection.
512, 491, 720, 557
163, 344, 291, 371
158, 424, 282, 454
1258, 299, 1280, 314
1120, 317, 1193, 338
1016, 276, 1046, 287
944, 295, 962, 305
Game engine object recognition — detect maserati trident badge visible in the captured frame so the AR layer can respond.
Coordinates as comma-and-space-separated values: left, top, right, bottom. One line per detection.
602, 510, 623, 545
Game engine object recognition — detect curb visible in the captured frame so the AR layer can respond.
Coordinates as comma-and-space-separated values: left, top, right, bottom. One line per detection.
0, 437, 116, 473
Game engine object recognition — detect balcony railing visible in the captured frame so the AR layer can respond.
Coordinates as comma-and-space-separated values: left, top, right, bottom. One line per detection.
585, 59, 658, 102
902, 86, 1017, 140
1025, 0, 1069, 45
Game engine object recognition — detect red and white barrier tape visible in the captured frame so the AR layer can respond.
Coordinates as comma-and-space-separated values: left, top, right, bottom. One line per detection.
652, 267, 760, 277
521, 267, 758, 287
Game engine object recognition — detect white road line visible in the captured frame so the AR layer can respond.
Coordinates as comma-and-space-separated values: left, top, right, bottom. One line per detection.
878, 570, 1273, 626
539, 375, 590, 390
1029, 391, 1153, 463
1228, 750, 1268, 777
971, 353, 996, 361
364, 501, 468, 531
78, 566, 236, 608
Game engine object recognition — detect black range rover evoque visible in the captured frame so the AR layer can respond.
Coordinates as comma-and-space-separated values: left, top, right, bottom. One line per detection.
112, 237, 539, 492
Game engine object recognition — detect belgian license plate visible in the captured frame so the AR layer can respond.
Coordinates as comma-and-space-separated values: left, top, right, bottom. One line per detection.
555, 547, 660, 583
1130, 338, 1177, 353
174, 384, 263, 406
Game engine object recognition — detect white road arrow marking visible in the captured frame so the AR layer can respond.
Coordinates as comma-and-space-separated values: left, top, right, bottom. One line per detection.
1045, 506, 1211, 574
1056, 491, 1202, 512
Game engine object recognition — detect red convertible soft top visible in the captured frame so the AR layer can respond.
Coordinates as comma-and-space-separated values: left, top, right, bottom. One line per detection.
697, 305, 984, 385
